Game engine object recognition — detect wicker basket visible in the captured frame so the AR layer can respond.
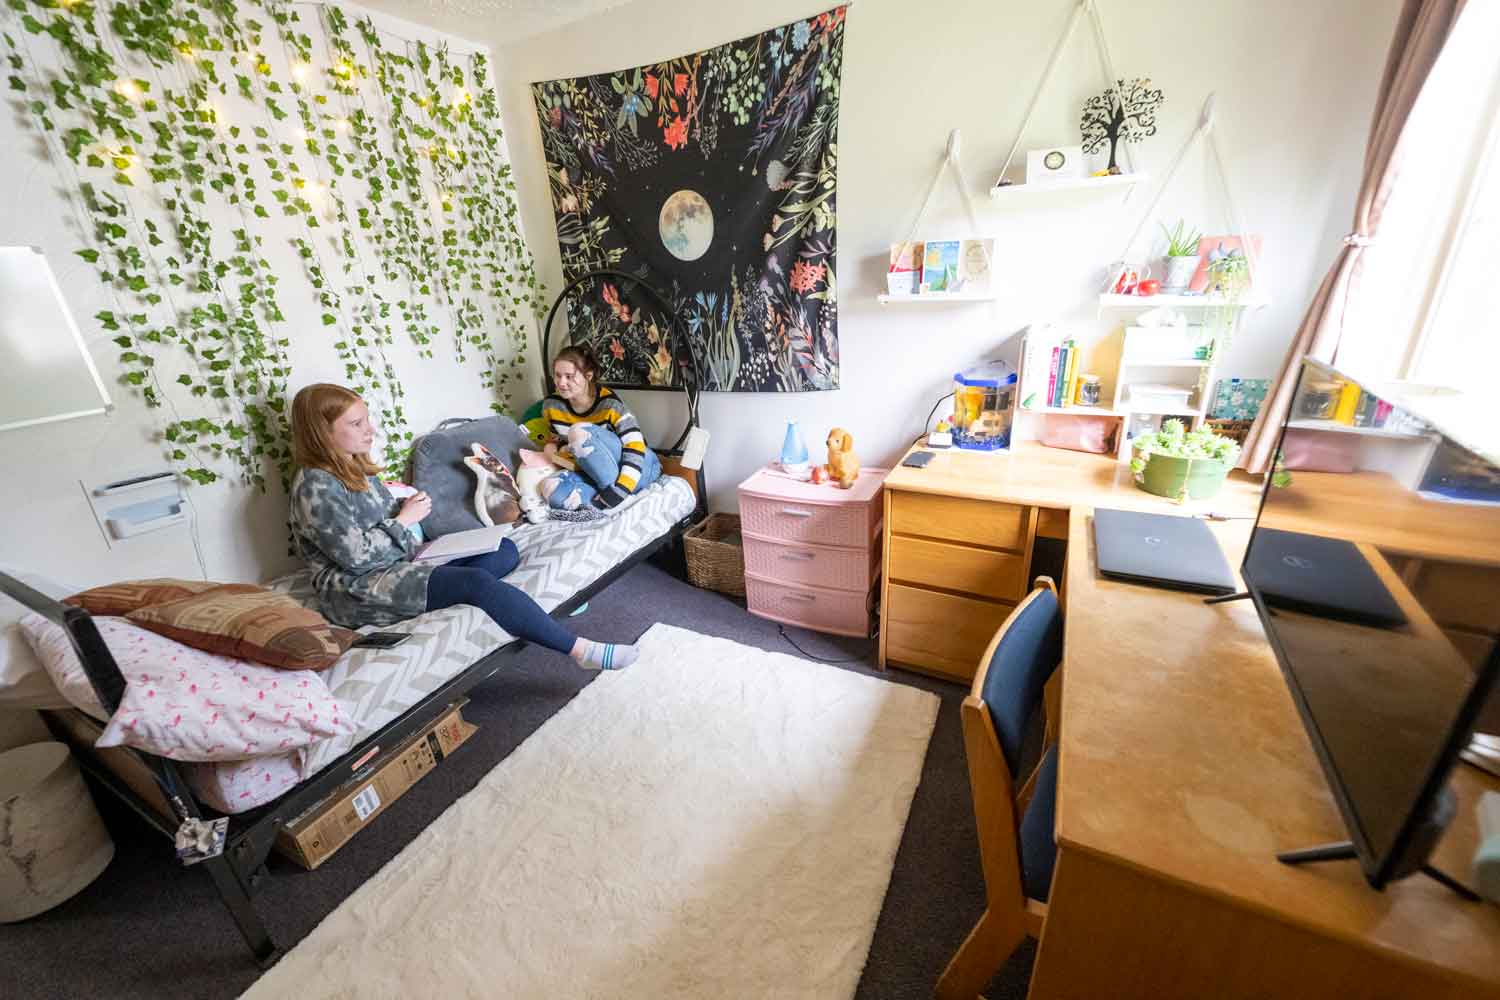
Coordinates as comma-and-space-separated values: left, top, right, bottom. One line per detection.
684, 512, 747, 597
1206, 418, 1255, 445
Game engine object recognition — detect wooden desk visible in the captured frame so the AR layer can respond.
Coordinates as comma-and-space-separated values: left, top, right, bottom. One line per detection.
1029, 508, 1500, 999
877, 441, 1264, 680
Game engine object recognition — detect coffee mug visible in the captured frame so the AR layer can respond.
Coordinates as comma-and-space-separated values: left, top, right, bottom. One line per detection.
1109, 261, 1152, 295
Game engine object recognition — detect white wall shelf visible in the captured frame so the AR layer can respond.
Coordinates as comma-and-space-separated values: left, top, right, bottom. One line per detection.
1286, 419, 1435, 441
877, 292, 997, 305
989, 172, 1148, 199
1121, 358, 1214, 368
1020, 403, 1121, 417
1098, 293, 1269, 310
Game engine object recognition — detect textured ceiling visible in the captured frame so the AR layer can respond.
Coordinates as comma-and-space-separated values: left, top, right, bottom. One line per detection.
354, 0, 637, 47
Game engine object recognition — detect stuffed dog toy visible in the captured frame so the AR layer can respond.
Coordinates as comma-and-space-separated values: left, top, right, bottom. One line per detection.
825, 427, 860, 489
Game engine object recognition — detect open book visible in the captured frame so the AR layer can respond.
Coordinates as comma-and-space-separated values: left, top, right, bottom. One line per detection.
414, 524, 513, 566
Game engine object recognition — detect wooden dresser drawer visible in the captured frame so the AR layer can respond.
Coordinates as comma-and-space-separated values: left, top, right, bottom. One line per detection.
884, 584, 1014, 682
745, 573, 873, 638
742, 535, 878, 593
889, 492, 1029, 551
888, 536, 1027, 603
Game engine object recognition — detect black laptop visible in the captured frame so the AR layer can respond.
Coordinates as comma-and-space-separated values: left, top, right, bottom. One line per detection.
1093, 508, 1238, 595
1244, 527, 1408, 628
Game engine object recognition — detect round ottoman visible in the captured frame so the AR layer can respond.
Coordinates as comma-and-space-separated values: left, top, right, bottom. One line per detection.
0, 741, 114, 922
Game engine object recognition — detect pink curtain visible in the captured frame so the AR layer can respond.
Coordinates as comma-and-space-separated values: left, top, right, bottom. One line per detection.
1240, 0, 1469, 473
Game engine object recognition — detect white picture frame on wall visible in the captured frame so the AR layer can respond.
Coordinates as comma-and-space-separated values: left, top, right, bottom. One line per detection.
0, 246, 112, 433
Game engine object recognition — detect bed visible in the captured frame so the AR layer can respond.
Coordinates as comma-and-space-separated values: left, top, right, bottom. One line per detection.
1, 471, 700, 968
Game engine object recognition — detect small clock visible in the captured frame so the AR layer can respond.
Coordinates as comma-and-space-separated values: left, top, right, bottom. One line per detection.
1027, 145, 1085, 184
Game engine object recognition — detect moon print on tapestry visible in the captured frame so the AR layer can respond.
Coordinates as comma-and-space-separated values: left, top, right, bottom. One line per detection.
660, 191, 714, 261
532, 7, 846, 392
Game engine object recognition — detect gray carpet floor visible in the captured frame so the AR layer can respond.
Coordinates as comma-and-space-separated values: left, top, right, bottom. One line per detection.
5, 558, 1034, 999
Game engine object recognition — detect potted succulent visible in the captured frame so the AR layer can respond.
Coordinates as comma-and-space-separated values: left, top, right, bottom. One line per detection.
1130, 419, 1241, 500
1159, 219, 1202, 292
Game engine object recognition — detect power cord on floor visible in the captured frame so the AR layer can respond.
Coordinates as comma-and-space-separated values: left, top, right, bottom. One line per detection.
776, 623, 872, 664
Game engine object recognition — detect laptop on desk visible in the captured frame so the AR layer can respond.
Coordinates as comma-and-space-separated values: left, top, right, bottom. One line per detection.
1093, 508, 1238, 595
1243, 527, 1407, 628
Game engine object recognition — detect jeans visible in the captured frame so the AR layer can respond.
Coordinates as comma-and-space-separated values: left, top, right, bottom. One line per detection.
425, 539, 575, 654
547, 423, 662, 509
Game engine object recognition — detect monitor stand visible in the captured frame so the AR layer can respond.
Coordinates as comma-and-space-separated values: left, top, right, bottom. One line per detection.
1277, 786, 1479, 901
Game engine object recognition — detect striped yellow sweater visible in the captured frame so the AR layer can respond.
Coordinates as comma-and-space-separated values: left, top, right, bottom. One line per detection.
541, 387, 648, 507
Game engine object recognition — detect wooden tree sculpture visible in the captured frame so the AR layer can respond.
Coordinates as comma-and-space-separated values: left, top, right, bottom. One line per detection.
1080, 78, 1165, 174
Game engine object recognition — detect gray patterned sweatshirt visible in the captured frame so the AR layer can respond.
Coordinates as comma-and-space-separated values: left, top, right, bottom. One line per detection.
289, 467, 434, 628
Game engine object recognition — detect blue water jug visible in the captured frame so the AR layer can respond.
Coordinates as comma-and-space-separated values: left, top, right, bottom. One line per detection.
780, 419, 810, 479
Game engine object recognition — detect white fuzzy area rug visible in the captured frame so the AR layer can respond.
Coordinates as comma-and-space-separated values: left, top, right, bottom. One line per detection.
244, 623, 939, 1000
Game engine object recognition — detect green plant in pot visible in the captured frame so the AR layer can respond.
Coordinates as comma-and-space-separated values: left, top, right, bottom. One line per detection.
1130, 419, 1241, 501
1159, 219, 1202, 292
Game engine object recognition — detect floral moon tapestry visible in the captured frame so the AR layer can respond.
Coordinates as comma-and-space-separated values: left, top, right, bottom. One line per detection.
532, 7, 846, 392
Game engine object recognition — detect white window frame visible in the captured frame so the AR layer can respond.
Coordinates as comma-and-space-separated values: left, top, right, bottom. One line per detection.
1399, 66, 1500, 381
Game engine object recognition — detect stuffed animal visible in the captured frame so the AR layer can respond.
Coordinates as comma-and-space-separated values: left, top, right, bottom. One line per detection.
518, 400, 553, 450
825, 427, 860, 489
514, 449, 559, 524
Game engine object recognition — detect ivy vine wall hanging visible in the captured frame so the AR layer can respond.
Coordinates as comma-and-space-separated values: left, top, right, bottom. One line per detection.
2, 0, 541, 490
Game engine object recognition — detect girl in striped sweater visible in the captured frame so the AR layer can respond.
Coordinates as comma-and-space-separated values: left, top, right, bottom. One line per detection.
540, 345, 662, 511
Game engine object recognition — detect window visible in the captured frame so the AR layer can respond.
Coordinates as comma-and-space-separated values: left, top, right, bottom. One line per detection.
1333, 2, 1500, 394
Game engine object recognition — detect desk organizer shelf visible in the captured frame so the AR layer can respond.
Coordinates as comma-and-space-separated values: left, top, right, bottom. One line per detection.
737, 466, 886, 638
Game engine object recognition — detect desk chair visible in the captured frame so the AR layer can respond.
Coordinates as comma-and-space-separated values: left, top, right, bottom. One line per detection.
937, 577, 1063, 1000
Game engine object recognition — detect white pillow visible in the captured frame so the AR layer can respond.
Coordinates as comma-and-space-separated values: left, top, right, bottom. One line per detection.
0, 567, 78, 710
0, 624, 72, 710
18, 613, 354, 762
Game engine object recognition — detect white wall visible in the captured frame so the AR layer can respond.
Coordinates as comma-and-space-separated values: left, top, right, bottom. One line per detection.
0, 2, 535, 743
492, 0, 1399, 511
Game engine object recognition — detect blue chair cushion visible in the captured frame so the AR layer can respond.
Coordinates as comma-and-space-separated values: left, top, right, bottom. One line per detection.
1019, 742, 1059, 902
980, 588, 1062, 775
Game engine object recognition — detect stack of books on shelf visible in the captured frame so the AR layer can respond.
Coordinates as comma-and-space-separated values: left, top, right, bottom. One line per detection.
1020, 332, 1088, 410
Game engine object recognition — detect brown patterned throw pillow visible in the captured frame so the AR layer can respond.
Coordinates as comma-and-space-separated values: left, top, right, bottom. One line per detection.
67, 581, 356, 671
64, 578, 220, 617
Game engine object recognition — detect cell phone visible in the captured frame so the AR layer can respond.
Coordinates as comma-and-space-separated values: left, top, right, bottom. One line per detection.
353, 631, 412, 649
901, 451, 936, 469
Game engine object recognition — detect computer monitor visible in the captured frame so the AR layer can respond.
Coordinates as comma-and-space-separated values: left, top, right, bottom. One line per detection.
1240, 359, 1500, 891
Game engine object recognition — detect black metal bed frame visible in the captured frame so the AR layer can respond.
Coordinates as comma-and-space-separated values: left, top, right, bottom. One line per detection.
1, 491, 701, 968
5, 275, 710, 966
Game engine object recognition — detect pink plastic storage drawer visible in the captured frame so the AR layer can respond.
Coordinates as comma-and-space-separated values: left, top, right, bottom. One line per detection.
744, 573, 874, 638
737, 467, 886, 549
741, 535, 878, 593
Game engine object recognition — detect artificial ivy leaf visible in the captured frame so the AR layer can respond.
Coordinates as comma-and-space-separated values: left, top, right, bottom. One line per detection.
75, 248, 100, 263
321, 313, 336, 326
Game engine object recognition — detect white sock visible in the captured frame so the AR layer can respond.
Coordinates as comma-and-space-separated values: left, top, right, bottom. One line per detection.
572, 639, 639, 671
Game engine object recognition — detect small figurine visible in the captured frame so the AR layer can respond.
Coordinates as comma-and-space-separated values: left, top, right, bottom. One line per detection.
825, 427, 860, 489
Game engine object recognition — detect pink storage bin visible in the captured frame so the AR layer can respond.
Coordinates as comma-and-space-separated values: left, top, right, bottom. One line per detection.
737, 467, 886, 549
1282, 428, 1359, 472
744, 573, 875, 638
742, 535, 879, 592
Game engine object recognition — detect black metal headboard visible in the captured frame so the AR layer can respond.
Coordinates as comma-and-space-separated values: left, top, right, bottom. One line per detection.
539, 268, 700, 452
539, 269, 707, 518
